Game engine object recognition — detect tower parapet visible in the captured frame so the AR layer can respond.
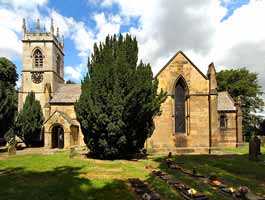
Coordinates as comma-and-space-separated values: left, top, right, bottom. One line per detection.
22, 18, 64, 52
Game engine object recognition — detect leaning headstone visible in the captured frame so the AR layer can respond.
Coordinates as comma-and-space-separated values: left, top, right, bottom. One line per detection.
69, 146, 78, 158
8, 145, 16, 156
7, 137, 16, 156
249, 136, 259, 161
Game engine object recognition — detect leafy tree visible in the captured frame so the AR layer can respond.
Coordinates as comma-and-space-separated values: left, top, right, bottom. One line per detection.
75, 34, 166, 159
66, 80, 76, 84
0, 57, 18, 85
0, 57, 17, 142
217, 68, 264, 137
15, 92, 44, 147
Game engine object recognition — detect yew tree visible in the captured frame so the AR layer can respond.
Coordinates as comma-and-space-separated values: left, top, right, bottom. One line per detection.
15, 92, 44, 146
75, 34, 166, 159
0, 57, 17, 142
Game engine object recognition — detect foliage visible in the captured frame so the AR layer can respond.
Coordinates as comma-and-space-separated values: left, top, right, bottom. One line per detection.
0, 57, 18, 86
66, 80, 76, 84
259, 119, 265, 135
217, 68, 264, 136
75, 34, 166, 159
15, 91, 44, 146
0, 57, 18, 141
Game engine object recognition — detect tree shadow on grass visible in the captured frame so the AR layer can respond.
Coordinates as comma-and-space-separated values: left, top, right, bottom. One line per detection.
0, 166, 134, 200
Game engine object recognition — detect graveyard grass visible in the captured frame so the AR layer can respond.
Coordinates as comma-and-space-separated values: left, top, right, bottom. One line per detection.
0, 146, 264, 200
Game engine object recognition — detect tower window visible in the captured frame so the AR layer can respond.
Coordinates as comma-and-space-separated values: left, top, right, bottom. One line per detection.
220, 114, 228, 129
33, 49, 43, 68
56, 54, 60, 74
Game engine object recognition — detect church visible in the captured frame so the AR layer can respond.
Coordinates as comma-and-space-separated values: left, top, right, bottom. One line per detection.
18, 19, 243, 153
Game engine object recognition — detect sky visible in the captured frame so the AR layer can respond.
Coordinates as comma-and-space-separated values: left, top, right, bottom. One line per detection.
0, 0, 264, 108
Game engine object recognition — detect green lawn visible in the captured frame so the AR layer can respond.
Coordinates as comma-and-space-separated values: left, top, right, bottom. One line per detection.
0, 148, 264, 200
223, 144, 265, 154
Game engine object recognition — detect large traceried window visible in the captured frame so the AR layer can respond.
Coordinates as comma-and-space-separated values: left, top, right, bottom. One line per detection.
33, 49, 43, 68
175, 78, 186, 134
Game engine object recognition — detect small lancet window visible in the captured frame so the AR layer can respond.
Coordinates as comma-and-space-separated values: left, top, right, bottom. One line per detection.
33, 49, 43, 68
56, 54, 60, 74
220, 114, 227, 129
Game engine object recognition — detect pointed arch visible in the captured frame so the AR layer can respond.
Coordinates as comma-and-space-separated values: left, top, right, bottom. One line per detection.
32, 47, 44, 68
172, 75, 189, 96
174, 75, 189, 134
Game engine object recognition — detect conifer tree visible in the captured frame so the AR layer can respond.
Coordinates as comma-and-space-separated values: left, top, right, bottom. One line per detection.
75, 34, 166, 158
0, 57, 17, 142
15, 92, 44, 146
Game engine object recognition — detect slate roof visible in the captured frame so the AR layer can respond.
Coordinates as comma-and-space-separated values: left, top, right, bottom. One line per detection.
49, 84, 81, 104
217, 91, 236, 111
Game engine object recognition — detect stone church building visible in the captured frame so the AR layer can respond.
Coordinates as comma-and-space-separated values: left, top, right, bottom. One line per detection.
18, 20, 243, 152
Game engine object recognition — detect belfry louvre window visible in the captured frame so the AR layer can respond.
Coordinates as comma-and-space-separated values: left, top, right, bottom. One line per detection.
56, 55, 60, 74
33, 49, 43, 68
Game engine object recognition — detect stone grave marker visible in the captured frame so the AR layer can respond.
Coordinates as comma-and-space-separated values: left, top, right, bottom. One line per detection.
8, 145, 16, 156
8, 137, 16, 156
69, 146, 78, 158
249, 136, 261, 161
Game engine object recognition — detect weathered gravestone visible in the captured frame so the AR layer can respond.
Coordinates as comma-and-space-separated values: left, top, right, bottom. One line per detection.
249, 136, 261, 161
255, 136, 261, 155
69, 146, 78, 158
8, 137, 16, 156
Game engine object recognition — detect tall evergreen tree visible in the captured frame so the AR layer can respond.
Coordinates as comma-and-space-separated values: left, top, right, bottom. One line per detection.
75, 34, 166, 158
15, 92, 44, 147
0, 57, 17, 142
217, 68, 264, 137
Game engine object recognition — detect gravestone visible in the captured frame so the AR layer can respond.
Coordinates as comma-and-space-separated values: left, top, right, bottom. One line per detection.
8, 137, 16, 156
259, 136, 265, 147
8, 145, 16, 156
249, 136, 260, 161
254, 136, 261, 155
69, 146, 78, 158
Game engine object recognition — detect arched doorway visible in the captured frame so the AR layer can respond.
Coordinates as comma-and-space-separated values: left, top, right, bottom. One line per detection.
175, 78, 187, 134
51, 125, 64, 149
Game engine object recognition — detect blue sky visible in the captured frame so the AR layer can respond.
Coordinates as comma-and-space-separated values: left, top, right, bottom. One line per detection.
0, 0, 265, 103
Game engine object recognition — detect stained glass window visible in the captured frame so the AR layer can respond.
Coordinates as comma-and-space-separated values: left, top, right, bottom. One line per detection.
175, 80, 186, 133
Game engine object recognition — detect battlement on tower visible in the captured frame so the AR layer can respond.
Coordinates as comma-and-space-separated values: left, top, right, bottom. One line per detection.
22, 18, 64, 53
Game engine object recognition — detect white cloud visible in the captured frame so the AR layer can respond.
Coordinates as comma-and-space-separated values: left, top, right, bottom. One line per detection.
94, 12, 121, 41
1, 0, 47, 9
1, 0, 265, 94
65, 65, 82, 80
0, 26, 22, 58
105, 0, 265, 97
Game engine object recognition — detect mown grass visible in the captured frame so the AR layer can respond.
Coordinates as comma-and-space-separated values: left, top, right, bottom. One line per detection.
0, 148, 264, 200
223, 144, 265, 154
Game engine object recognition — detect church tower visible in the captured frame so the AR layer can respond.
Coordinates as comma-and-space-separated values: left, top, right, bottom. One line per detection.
18, 18, 65, 113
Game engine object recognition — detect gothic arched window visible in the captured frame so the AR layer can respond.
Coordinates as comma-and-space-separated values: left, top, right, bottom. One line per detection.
175, 78, 186, 133
56, 54, 60, 74
33, 49, 43, 68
